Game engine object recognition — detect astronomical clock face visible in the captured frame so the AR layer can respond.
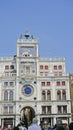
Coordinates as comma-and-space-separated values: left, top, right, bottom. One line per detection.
22, 84, 34, 96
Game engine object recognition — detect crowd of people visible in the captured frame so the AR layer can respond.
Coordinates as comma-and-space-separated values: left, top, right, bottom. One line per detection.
13, 118, 73, 130
39, 118, 73, 130
0, 118, 73, 130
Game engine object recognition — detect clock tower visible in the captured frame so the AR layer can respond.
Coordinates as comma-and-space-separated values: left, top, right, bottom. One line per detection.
16, 31, 39, 124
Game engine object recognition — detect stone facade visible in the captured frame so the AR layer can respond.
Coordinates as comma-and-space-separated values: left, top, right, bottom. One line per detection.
69, 74, 73, 120
0, 31, 71, 127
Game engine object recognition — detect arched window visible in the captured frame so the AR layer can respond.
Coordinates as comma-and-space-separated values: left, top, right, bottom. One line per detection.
47, 90, 51, 101
9, 91, 13, 101
42, 90, 46, 101
4, 91, 8, 101
57, 90, 61, 100
62, 90, 66, 100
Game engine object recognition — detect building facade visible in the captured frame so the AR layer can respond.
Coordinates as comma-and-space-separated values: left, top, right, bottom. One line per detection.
69, 74, 73, 120
0, 31, 71, 127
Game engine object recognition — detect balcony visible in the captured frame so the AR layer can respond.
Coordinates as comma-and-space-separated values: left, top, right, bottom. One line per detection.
2, 72, 16, 77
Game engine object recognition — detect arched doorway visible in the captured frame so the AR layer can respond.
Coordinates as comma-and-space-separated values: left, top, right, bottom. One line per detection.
20, 106, 35, 126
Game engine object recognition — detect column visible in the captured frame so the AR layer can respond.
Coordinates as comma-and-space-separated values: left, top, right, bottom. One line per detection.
37, 115, 40, 125
0, 118, 1, 126
53, 117, 56, 126
2, 119, 4, 128
17, 44, 20, 77
69, 117, 72, 124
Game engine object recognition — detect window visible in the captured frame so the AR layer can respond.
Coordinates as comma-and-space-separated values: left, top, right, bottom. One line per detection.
5, 65, 9, 70
58, 65, 62, 70
45, 72, 48, 76
47, 90, 51, 101
4, 106, 8, 114
5, 72, 9, 76
45, 65, 48, 70
4, 82, 8, 86
25, 54, 27, 57
26, 66, 30, 73
57, 90, 61, 100
54, 65, 57, 70
59, 72, 62, 76
10, 65, 14, 69
41, 82, 45, 86
32, 70, 35, 73
62, 90, 66, 100
57, 105, 67, 114
4, 91, 8, 101
62, 81, 65, 86
47, 82, 50, 86
56, 81, 60, 86
40, 65, 43, 69
42, 106, 46, 114
40, 72, 44, 76
21, 70, 23, 73
9, 82, 14, 86
42, 91, 46, 101
47, 106, 51, 114
63, 106, 67, 113
57, 106, 62, 114
9, 91, 13, 101
54, 72, 58, 76
9, 106, 13, 114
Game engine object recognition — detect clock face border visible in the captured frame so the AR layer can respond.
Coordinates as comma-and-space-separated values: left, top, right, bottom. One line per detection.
22, 84, 34, 96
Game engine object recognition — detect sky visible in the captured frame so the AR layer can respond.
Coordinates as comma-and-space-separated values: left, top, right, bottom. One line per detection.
0, 0, 73, 73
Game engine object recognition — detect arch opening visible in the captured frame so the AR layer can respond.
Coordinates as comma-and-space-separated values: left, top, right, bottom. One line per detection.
20, 106, 35, 126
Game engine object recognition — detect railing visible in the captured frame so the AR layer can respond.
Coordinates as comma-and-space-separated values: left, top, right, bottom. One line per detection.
2, 73, 16, 77
0, 57, 14, 61
17, 38, 38, 44
39, 57, 65, 61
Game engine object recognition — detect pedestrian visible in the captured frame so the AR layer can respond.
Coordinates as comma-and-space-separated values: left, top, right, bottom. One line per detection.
7, 125, 11, 130
28, 117, 41, 130
53, 124, 57, 130
0, 125, 2, 130
2, 126, 7, 130
62, 120, 69, 130
53, 119, 64, 130
13, 125, 19, 130
69, 122, 73, 130
56, 125, 64, 130
63, 123, 69, 130
18, 123, 27, 130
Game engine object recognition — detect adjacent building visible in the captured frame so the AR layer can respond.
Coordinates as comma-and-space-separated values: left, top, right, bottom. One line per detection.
69, 74, 73, 120
0, 31, 71, 127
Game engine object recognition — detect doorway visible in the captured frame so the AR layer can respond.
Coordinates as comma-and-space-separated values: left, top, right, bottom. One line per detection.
3, 118, 13, 128
20, 106, 35, 126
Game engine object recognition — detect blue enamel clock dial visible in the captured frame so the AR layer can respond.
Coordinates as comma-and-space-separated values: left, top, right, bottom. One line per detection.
24, 86, 32, 94
23, 84, 33, 96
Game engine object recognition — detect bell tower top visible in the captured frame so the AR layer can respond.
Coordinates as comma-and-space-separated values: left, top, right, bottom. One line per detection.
16, 30, 39, 78
18, 30, 38, 42
24, 30, 29, 39
17, 30, 39, 58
